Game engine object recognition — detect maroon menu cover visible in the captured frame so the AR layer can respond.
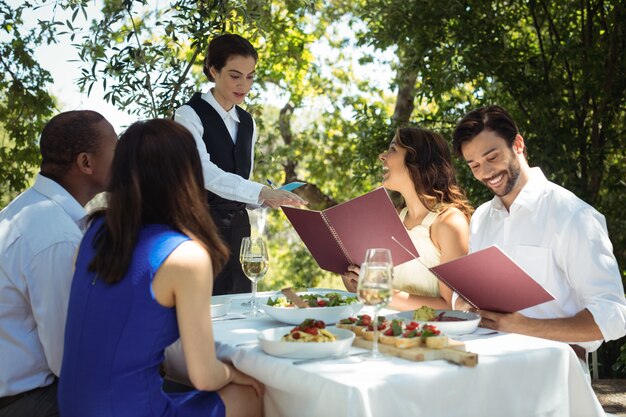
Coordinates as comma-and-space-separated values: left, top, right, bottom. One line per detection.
281, 188, 419, 274
429, 246, 555, 313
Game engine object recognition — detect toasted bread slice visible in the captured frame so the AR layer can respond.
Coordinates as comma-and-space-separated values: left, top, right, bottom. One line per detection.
378, 333, 398, 345
336, 317, 357, 332
352, 325, 368, 337
425, 335, 448, 349
395, 336, 422, 349
379, 319, 404, 345
361, 328, 376, 341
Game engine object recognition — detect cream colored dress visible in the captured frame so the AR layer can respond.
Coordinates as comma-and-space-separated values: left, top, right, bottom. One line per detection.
392, 208, 441, 297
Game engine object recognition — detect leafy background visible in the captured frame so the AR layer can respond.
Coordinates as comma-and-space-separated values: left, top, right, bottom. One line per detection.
1, 0, 624, 377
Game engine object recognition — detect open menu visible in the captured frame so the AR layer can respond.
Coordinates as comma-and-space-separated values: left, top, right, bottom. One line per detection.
429, 246, 555, 313
281, 188, 419, 274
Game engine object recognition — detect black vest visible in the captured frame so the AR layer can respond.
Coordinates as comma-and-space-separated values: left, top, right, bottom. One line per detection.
185, 93, 254, 210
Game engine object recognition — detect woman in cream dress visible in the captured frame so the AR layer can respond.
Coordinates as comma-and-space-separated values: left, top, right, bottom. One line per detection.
342, 127, 473, 310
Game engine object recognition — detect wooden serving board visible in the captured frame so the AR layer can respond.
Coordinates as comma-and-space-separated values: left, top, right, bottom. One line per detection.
353, 337, 478, 367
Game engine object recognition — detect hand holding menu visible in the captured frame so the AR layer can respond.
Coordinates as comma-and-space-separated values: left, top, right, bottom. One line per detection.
429, 246, 555, 313
281, 188, 419, 274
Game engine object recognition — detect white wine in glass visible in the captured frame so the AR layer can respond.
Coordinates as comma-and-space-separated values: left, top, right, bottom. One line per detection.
238, 250, 253, 308
357, 259, 393, 359
240, 237, 269, 317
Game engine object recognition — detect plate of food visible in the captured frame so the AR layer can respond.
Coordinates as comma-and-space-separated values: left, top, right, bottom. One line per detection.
392, 306, 480, 335
258, 319, 355, 359
260, 291, 363, 325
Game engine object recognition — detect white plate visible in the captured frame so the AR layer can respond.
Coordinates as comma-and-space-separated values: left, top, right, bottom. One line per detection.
258, 326, 355, 359
260, 291, 362, 325
392, 310, 481, 335
211, 302, 229, 318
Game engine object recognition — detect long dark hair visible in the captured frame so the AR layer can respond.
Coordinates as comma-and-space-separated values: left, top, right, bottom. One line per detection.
396, 127, 473, 220
89, 119, 229, 284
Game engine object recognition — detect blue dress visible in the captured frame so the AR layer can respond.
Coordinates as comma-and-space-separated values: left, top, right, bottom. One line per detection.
58, 217, 225, 417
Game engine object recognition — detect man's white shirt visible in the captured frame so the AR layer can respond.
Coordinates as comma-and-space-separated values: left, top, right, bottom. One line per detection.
0, 174, 86, 396
469, 167, 626, 351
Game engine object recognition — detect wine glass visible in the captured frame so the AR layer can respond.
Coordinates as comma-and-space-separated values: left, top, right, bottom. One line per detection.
364, 248, 393, 266
240, 211, 268, 307
239, 237, 269, 317
239, 252, 253, 308
357, 250, 393, 359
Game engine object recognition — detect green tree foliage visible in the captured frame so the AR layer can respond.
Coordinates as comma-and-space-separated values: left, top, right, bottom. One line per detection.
64, 0, 393, 289
336, 0, 626, 258
332, 0, 626, 377
0, 0, 57, 205
2, 0, 625, 375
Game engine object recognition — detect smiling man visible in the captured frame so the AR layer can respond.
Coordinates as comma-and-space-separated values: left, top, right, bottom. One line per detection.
451, 105, 626, 368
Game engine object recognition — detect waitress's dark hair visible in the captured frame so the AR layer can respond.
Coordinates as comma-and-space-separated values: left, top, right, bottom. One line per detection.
89, 119, 229, 284
203, 33, 258, 81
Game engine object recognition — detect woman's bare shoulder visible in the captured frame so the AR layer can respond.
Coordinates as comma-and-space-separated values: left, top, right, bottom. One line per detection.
432, 207, 469, 240
437, 207, 468, 226
162, 240, 212, 273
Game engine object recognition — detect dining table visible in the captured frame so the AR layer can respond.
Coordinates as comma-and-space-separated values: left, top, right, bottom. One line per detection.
195, 290, 606, 417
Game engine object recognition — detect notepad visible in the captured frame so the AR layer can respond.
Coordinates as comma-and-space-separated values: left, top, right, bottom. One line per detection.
282, 188, 419, 274
279, 181, 306, 192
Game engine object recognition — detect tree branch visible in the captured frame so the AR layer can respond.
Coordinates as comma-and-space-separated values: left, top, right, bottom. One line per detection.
126, 4, 158, 118
167, 45, 201, 118
528, 0, 551, 85
278, 102, 337, 210
391, 58, 418, 126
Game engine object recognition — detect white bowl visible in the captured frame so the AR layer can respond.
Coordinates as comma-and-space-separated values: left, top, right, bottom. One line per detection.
258, 326, 355, 359
260, 292, 363, 325
211, 302, 229, 318
393, 310, 480, 335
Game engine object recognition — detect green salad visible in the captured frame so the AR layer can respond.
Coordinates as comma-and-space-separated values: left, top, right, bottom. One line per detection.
267, 292, 358, 308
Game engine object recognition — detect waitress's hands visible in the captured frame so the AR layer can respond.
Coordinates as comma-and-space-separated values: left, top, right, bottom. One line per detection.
341, 265, 360, 293
260, 187, 307, 209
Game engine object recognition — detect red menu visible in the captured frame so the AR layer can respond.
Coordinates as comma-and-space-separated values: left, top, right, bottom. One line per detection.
282, 188, 419, 274
429, 246, 555, 313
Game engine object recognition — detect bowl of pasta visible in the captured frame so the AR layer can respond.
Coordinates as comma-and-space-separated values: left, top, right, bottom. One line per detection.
258, 320, 355, 359
260, 291, 363, 325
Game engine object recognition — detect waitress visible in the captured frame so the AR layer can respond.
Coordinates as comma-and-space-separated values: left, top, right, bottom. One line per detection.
175, 33, 306, 295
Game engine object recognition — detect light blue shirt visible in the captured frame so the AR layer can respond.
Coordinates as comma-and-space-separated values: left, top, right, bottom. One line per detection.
0, 173, 85, 396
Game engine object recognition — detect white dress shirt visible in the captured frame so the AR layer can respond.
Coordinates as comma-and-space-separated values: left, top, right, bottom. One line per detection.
174, 90, 264, 205
0, 174, 86, 396
469, 167, 626, 352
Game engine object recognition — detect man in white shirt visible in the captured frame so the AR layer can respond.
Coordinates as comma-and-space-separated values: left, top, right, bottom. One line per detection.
451, 105, 626, 363
0, 110, 117, 416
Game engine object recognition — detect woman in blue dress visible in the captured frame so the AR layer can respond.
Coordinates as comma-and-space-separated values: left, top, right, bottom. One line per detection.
58, 119, 264, 417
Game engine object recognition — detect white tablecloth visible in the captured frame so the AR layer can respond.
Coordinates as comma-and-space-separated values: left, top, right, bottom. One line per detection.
208, 292, 605, 417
